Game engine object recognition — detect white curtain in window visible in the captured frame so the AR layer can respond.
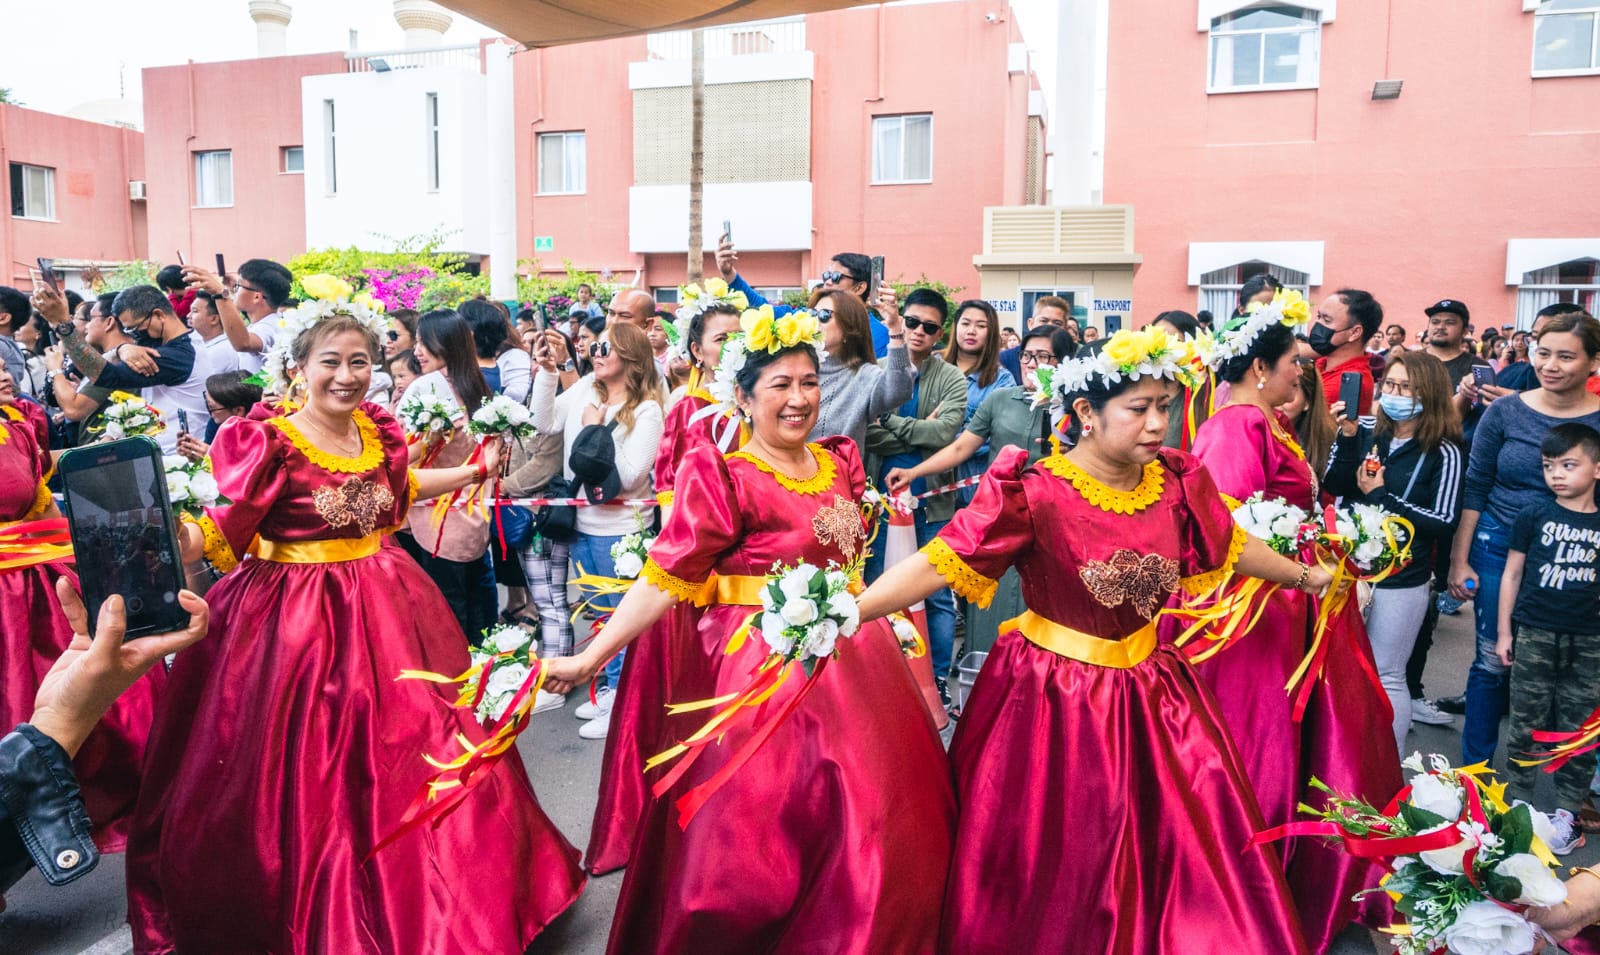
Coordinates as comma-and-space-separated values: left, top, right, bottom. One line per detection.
195, 151, 232, 207
903, 115, 932, 180
23, 165, 52, 218
539, 134, 564, 193
564, 133, 586, 193
873, 118, 901, 183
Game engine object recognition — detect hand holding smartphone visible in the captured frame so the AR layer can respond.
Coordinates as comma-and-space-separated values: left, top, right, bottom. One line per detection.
869, 255, 886, 298
1338, 372, 1364, 421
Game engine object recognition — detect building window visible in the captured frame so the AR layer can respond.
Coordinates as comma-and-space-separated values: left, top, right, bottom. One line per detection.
282, 146, 304, 174
324, 99, 338, 196
652, 287, 681, 305
426, 93, 441, 191
194, 150, 233, 208
1533, 1, 1600, 75
1197, 262, 1310, 318
538, 131, 586, 195
871, 114, 933, 184
1020, 289, 1091, 329
8, 163, 54, 219
1516, 259, 1600, 328
1208, 5, 1321, 92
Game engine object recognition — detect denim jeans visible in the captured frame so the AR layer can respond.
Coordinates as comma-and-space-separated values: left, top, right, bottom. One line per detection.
572, 532, 626, 690
863, 512, 956, 680
1462, 511, 1511, 765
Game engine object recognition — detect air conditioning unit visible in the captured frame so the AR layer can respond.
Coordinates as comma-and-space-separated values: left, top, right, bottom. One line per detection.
128, 180, 147, 201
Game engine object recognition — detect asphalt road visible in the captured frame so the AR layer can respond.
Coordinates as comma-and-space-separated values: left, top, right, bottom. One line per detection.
4, 603, 1596, 955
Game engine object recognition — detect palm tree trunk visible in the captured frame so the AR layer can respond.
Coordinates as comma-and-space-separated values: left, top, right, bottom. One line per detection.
686, 28, 705, 283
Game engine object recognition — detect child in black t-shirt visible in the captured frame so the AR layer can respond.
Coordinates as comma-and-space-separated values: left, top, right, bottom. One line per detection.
1497, 423, 1600, 844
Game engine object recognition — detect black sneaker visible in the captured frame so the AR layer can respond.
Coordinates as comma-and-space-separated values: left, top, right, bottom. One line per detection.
935, 676, 952, 709
1433, 694, 1467, 715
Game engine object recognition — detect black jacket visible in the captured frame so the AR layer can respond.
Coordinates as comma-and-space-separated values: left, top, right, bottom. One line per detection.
1324, 426, 1463, 590
0, 724, 99, 895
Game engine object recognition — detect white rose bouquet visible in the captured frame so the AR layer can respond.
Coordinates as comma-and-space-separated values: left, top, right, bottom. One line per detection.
396, 391, 459, 468
1261, 753, 1564, 955
467, 394, 537, 478
609, 529, 655, 581
1328, 501, 1413, 577
757, 561, 861, 674
1231, 492, 1315, 556
162, 454, 226, 518
466, 623, 539, 725
98, 391, 165, 441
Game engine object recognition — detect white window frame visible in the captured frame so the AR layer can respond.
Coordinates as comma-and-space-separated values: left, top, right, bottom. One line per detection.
1019, 287, 1093, 331
324, 99, 338, 196
1207, 5, 1322, 94
1515, 259, 1600, 329
652, 287, 680, 305
281, 146, 304, 174
871, 114, 934, 185
425, 93, 441, 192
537, 131, 587, 196
1532, 1, 1600, 77
193, 150, 233, 208
9, 162, 55, 220
1196, 262, 1311, 319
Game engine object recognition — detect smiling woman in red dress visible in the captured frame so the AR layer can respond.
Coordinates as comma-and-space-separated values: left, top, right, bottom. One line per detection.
859, 329, 1330, 954
124, 290, 583, 955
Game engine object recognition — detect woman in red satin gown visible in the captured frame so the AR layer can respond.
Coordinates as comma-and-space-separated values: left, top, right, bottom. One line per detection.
0, 377, 160, 852
1190, 319, 1402, 952
860, 330, 1325, 954
544, 331, 955, 954
585, 302, 743, 876
125, 314, 584, 954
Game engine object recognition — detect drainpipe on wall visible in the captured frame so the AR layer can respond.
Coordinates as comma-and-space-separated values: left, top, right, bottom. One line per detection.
186, 60, 198, 259
0, 104, 13, 285
486, 42, 516, 300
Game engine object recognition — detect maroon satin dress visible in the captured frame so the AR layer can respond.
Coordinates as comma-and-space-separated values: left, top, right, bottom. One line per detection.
125, 403, 584, 954
931, 446, 1307, 954
1190, 403, 1402, 953
585, 388, 727, 875
609, 437, 955, 954
0, 401, 160, 852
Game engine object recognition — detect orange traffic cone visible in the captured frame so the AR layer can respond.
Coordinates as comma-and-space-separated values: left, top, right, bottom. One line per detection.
883, 505, 948, 731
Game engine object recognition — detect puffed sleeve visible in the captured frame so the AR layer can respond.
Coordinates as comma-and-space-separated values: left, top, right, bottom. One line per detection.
655, 397, 706, 505
188, 417, 290, 573
641, 443, 741, 602
1162, 448, 1249, 597
1191, 405, 1272, 502
921, 445, 1033, 608
816, 435, 867, 500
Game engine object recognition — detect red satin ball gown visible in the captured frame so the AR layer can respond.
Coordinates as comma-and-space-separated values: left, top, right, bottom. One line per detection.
1190, 403, 1402, 952
585, 384, 731, 875
607, 437, 955, 954
125, 403, 584, 954
926, 446, 1307, 954
0, 401, 161, 852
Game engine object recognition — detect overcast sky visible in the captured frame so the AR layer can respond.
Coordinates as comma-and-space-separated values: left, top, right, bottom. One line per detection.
2, 0, 1060, 118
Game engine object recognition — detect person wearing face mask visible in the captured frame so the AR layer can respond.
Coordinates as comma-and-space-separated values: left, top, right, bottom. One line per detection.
1323, 351, 1463, 756
1310, 288, 1385, 417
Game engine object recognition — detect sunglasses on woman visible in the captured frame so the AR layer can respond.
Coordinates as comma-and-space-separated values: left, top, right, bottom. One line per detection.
589, 341, 612, 358
813, 308, 834, 324
386, 330, 399, 341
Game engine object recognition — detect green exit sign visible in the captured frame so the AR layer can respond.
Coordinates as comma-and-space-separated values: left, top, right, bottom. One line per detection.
534, 236, 554, 252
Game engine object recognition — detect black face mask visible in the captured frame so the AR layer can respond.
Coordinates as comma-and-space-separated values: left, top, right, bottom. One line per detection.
1307, 323, 1342, 356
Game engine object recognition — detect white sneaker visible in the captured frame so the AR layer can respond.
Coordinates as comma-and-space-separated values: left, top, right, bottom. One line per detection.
530, 689, 566, 715
578, 709, 611, 740
575, 686, 615, 721
1409, 698, 1454, 726
1546, 808, 1587, 856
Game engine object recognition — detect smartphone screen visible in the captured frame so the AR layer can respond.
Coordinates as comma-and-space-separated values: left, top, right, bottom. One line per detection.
722, 220, 732, 243
214, 253, 227, 280
1338, 372, 1364, 421
869, 255, 886, 295
59, 438, 189, 639
36, 257, 59, 293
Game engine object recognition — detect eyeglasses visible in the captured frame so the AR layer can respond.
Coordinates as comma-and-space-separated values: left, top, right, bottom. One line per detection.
385, 330, 400, 341
813, 308, 834, 324
902, 317, 942, 335
589, 341, 612, 358
1020, 350, 1055, 364
1378, 380, 1414, 395
232, 282, 262, 295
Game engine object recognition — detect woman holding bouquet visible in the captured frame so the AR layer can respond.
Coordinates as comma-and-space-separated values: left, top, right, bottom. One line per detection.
858, 329, 1325, 953
1189, 294, 1402, 952
125, 287, 584, 954
542, 307, 954, 954
0, 360, 160, 853
584, 290, 745, 876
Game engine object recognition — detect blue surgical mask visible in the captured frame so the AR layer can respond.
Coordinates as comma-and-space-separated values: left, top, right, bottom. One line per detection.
1378, 393, 1422, 421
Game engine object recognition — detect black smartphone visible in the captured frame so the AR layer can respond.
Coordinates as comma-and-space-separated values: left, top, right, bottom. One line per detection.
1338, 372, 1364, 421
1471, 365, 1496, 389
36, 257, 59, 293
214, 253, 227, 281
722, 220, 732, 244
58, 437, 189, 640
176, 409, 190, 436
869, 255, 886, 295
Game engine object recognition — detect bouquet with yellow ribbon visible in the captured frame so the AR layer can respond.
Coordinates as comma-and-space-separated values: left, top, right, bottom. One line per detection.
95, 391, 164, 441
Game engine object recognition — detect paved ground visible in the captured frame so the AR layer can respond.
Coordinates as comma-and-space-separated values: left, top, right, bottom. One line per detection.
4, 601, 1597, 954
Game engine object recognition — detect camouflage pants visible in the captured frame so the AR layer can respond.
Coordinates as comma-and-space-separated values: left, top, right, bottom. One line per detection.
1504, 625, 1600, 813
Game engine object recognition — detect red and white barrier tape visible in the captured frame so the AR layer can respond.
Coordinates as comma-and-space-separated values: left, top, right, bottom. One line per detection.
428, 472, 986, 510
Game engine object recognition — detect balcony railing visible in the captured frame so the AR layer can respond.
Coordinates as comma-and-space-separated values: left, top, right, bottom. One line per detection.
646, 17, 806, 61
346, 44, 481, 73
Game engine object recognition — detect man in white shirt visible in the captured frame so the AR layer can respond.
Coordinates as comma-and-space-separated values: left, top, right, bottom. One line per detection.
182, 258, 292, 375
187, 291, 240, 377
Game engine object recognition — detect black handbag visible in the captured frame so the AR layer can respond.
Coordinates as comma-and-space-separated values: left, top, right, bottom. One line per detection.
532, 475, 579, 543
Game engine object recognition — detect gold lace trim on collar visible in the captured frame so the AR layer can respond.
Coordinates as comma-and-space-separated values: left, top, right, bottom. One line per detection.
728, 443, 836, 495
271, 410, 384, 474
1038, 454, 1165, 515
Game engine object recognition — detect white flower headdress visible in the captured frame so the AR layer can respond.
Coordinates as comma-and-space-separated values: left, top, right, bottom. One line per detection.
1038, 326, 1203, 408
1205, 288, 1312, 371
692, 305, 825, 449
256, 273, 389, 394
667, 277, 749, 362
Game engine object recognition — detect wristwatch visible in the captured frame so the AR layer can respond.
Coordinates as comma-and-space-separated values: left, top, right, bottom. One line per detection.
560, 359, 576, 372
51, 321, 76, 339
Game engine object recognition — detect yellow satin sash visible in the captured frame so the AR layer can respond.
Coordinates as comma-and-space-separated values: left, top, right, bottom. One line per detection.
1005, 609, 1156, 669
254, 533, 382, 564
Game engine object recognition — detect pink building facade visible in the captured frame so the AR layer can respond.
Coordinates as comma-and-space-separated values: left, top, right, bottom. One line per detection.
0, 104, 146, 290
1104, 0, 1600, 332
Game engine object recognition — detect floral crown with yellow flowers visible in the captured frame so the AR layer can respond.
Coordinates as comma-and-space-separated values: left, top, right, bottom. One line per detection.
668, 277, 749, 363
255, 273, 388, 394
704, 304, 825, 408
1037, 326, 1202, 408
1205, 287, 1312, 370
